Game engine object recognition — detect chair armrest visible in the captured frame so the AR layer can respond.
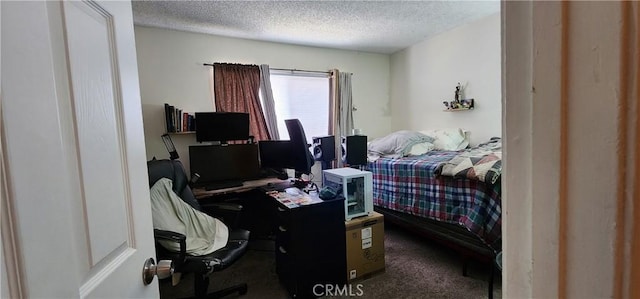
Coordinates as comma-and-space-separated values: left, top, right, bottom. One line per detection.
154, 229, 186, 270
154, 229, 186, 245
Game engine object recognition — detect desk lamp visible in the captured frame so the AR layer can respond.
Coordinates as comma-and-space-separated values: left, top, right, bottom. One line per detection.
161, 133, 179, 160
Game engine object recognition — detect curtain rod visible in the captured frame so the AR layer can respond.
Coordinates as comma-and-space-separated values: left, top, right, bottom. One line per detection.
269, 68, 330, 75
203, 63, 352, 75
203, 63, 331, 74
271, 68, 352, 76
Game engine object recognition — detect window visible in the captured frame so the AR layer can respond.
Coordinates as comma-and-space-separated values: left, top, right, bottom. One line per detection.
268, 71, 330, 144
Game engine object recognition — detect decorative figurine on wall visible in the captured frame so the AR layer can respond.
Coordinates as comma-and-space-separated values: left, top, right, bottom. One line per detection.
444, 82, 474, 110
454, 82, 462, 103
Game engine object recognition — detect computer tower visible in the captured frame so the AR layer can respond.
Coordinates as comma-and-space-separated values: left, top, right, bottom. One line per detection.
323, 168, 373, 221
341, 135, 367, 166
312, 136, 336, 162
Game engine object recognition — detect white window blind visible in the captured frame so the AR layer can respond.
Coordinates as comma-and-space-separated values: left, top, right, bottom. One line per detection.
269, 73, 330, 144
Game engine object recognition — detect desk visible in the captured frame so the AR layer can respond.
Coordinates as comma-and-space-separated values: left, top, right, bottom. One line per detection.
192, 177, 290, 240
193, 179, 347, 298
192, 177, 287, 199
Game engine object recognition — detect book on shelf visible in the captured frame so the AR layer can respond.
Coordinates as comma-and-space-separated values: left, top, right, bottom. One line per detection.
182, 112, 188, 133
175, 108, 182, 132
164, 103, 175, 133
164, 103, 195, 133
187, 114, 195, 131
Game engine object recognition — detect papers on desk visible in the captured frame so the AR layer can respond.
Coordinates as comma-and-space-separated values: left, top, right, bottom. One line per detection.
267, 188, 322, 208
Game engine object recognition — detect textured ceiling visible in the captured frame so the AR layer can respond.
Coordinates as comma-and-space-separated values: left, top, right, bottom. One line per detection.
132, 0, 500, 54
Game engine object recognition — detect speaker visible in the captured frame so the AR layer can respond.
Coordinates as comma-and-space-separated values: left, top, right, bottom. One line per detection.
342, 135, 367, 166
312, 136, 336, 162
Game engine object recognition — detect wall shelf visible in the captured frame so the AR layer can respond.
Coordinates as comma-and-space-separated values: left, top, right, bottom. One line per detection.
167, 131, 195, 135
443, 98, 475, 112
443, 107, 474, 112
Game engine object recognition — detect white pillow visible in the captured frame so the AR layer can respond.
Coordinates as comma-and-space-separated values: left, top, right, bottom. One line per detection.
419, 128, 470, 151
407, 142, 435, 156
368, 130, 435, 156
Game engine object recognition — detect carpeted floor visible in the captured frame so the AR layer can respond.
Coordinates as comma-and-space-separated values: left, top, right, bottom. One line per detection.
159, 224, 501, 299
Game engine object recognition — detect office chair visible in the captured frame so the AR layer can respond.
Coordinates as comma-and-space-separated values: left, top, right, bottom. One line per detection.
147, 159, 250, 298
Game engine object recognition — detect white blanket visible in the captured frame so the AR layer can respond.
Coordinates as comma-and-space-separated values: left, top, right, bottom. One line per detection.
150, 178, 229, 256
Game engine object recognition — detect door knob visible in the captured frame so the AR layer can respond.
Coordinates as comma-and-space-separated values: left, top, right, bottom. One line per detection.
142, 258, 173, 285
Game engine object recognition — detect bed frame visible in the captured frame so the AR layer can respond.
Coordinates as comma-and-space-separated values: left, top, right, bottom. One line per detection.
375, 206, 499, 298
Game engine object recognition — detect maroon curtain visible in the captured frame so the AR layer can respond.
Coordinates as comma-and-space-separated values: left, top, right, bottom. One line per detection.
213, 63, 271, 141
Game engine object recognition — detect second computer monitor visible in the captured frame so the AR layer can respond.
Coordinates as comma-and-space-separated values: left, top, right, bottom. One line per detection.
258, 141, 295, 170
257, 119, 314, 178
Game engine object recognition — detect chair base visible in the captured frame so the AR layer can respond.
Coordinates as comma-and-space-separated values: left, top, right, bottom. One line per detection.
186, 274, 247, 299
183, 283, 247, 299
207, 283, 248, 299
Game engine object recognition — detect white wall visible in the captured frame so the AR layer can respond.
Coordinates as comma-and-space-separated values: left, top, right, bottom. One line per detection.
390, 13, 501, 145
134, 26, 391, 170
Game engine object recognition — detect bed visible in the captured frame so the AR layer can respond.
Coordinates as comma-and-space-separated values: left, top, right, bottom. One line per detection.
366, 130, 502, 263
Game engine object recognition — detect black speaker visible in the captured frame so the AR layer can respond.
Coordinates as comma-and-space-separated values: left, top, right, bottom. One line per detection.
312, 136, 336, 162
342, 135, 367, 165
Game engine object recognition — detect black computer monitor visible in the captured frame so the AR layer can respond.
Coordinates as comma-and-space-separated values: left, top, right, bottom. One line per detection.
195, 112, 250, 143
258, 140, 295, 170
257, 119, 314, 179
189, 144, 260, 186
258, 140, 294, 179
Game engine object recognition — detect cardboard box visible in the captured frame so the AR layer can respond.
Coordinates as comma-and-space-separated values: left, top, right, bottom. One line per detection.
345, 211, 385, 281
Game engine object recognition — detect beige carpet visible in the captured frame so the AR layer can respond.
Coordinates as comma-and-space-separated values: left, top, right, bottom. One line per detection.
159, 224, 501, 299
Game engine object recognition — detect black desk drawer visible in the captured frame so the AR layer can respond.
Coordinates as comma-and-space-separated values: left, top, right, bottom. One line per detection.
270, 196, 346, 298
276, 225, 291, 244
275, 244, 292, 276
276, 206, 291, 225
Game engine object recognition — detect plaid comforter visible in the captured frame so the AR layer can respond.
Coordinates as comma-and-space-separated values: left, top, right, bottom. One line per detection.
368, 151, 502, 251
436, 138, 502, 184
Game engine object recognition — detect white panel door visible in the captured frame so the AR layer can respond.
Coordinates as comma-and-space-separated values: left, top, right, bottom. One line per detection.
1, 1, 158, 298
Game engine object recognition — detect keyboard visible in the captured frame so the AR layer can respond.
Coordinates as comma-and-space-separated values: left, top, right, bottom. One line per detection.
203, 180, 244, 191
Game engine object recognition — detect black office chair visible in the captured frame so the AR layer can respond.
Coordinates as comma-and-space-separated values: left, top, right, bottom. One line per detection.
147, 159, 250, 298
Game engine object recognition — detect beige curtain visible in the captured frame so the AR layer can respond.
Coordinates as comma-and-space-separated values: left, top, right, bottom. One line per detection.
338, 72, 354, 138
329, 69, 341, 167
259, 64, 280, 140
329, 69, 355, 168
